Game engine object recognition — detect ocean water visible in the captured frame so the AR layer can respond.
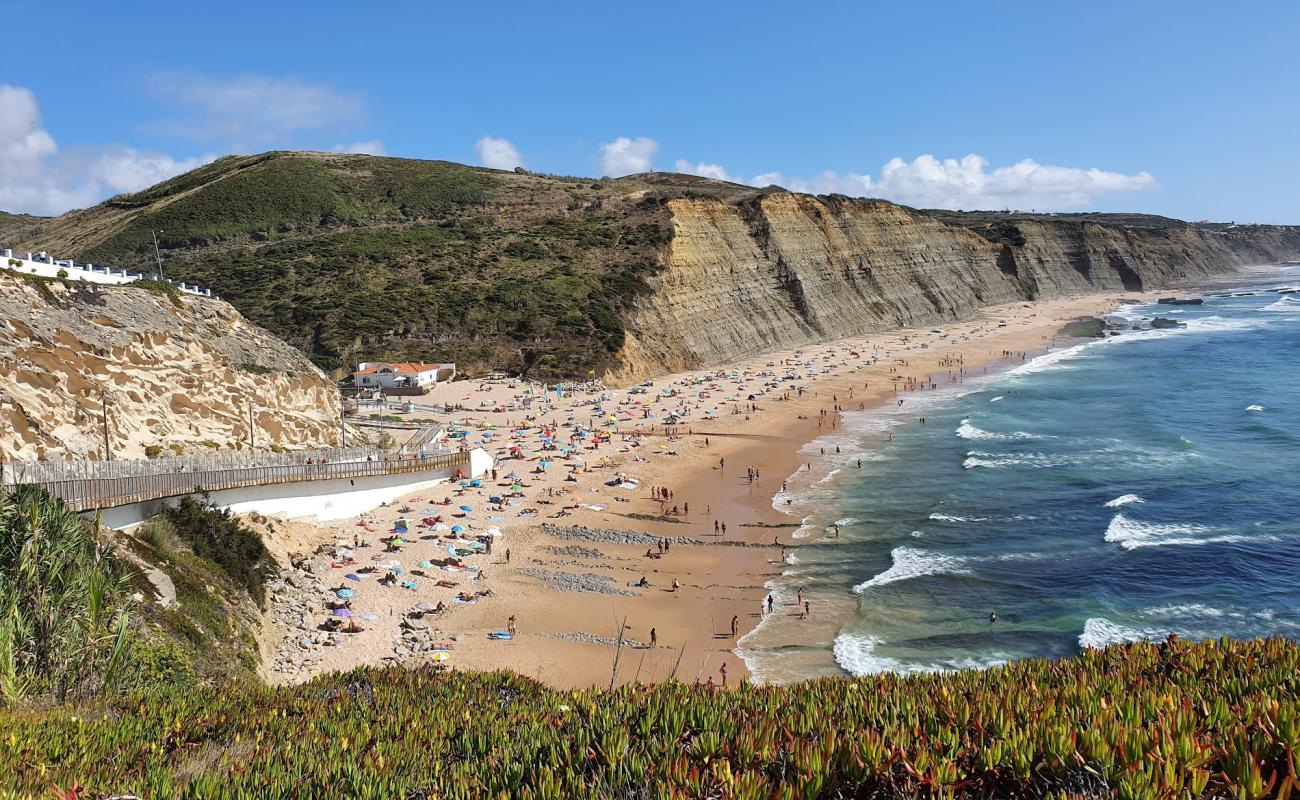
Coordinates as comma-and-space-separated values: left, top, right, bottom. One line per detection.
742, 265, 1300, 682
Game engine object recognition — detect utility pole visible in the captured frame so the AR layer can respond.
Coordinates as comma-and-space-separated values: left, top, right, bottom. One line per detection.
248, 401, 255, 450
152, 230, 165, 281
100, 390, 112, 461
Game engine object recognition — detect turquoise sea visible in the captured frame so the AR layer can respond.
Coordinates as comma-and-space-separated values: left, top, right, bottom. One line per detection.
741, 264, 1300, 682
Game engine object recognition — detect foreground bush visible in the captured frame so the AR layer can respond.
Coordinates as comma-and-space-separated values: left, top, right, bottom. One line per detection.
2, 637, 1297, 798
0, 485, 132, 703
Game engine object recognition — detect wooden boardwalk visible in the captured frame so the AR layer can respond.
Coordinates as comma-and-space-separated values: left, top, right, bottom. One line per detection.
3, 450, 471, 513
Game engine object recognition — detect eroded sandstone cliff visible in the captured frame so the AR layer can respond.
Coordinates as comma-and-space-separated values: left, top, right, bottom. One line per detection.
0, 273, 344, 460
607, 194, 1300, 383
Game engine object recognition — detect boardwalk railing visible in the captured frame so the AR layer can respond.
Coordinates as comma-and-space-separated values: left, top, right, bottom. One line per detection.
3, 450, 471, 513
0, 446, 410, 485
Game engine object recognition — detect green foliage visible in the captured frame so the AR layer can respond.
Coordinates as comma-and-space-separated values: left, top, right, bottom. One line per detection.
160, 497, 270, 605
144, 444, 163, 458
132, 278, 184, 308
66, 152, 676, 377
0, 638, 1297, 797
55, 268, 68, 279
0, 486, 132, 703
123, 636, 196, 689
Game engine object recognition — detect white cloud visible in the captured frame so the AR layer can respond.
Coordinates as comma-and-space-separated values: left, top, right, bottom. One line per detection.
673, 159, 743, 183
672, 152, 1156, 210
749, 171, 786, 188
0, 84, 209, 215
869, 155, 1156, 210
146, 74, 364, 143
600, 136, 658, 177
475, 136, 524, 170
331, 140, 386, 155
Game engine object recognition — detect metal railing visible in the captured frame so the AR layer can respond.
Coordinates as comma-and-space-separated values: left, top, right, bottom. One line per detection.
16, 450, 471, 513
0, 446, 409, 485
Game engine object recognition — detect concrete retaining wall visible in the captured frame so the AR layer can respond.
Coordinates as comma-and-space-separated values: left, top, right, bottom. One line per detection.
92, 447, 494, 529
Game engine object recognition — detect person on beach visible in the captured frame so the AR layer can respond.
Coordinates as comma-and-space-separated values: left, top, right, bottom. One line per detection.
649, 628, 657, 648
507, 615, 517, 636
766, 594, 774, 614
731, 615, 739, 638
720, 663, 728, 687
804, 601, 811, 617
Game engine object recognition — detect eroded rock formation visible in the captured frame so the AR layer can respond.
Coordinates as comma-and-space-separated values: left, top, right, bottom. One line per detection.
0, 273, 343, 460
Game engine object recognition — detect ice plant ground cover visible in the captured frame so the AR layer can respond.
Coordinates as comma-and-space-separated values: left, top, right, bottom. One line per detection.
2, 636, 1297, 799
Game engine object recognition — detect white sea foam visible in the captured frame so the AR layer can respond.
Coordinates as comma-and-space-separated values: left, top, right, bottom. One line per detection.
833, 633, 1008, 676
853, 546, 969, 592
928, 512, 990, 523
956, 418, 1043, 441
1079, 617, 1162, 649
1103, 513, 1248, 550
1105, 494, 1145, 508
1246, 404, 1266, 412
1260, 296, 1300, 312
832, 517, 859, 526
990, 395, 1004, 403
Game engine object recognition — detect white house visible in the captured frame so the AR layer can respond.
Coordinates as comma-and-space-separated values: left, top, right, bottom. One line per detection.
1, 248, 213, 297
353, 362, 456, 390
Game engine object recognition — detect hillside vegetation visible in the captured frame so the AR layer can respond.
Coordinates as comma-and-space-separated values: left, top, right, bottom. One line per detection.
0, 487, 268, 703
6, 152, 714, 377
2, 638, 1297, 798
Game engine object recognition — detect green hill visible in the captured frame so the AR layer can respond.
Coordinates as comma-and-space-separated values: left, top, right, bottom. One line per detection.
4, 152, 744, 378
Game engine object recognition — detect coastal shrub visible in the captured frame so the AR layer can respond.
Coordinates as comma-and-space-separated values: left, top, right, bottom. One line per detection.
56, 268, 68, 279
133, 278, 183, 308
0, 637, 1296, 797
160, 497, 270, 605
124, 636, 196, 689
0, 486, 132, 704
144, 444, 163, 458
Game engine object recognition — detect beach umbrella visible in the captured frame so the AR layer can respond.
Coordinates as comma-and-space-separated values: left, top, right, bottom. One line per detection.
390, 567, 405, 575
489, 495, 502, 504
451, 524, 465, 533
332, 608, 353, 617
335, 588, 355, 599
344, 573, 361, 582
459, 504, 474, 512
432, 651, 449, 662
418, 560, 433, 569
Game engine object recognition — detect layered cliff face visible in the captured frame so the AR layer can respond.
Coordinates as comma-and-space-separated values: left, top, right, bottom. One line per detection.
606, 194, 1300, 383
6, 153, 1299, 385
0, 273, 343, 460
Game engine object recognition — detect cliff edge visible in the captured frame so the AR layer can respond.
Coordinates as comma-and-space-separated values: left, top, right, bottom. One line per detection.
0, 272, 343, 460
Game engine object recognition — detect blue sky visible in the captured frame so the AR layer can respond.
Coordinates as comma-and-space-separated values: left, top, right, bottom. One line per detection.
3, 0, 1298, 221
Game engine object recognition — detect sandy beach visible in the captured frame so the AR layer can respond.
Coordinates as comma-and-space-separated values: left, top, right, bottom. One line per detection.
256, 292, 1138, 689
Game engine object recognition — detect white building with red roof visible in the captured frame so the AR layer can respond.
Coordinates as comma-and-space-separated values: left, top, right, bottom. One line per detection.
352, 361, 456, 390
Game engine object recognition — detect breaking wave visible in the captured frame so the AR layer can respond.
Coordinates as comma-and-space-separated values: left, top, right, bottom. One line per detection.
1102, 513, 1248, 550
833, 633, 1008, 676
1079, 617, 1162, 649
956, 419, 1043, 441
1105, 494, 1145, 508
853, 546, 969, 592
